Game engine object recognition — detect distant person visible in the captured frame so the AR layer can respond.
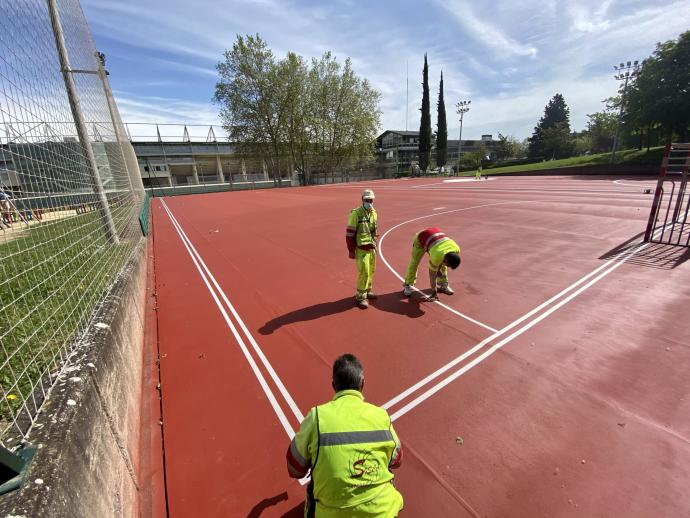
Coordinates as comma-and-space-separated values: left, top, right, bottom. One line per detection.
287, 353, 404, 517
402, 227, 461, 300
346, 189, 378, 309
0, 190, 12, 229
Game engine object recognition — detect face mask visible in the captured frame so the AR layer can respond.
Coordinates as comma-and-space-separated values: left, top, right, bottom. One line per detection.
363, 201, 373, 210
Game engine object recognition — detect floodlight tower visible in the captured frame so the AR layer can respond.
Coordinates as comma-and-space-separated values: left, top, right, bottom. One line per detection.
456, 100, 471, 169
610, 60, 639, 163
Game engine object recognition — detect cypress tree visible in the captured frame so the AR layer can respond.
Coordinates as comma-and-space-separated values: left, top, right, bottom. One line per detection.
436, 71, 447, 168
418, 54, 431, 172
528, 93, 571, 158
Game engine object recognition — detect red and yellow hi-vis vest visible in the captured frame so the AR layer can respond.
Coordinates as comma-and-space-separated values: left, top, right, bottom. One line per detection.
417, 227, 449, 251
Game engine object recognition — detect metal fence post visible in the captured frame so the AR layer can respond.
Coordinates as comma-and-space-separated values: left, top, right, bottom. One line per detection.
47, 0, 118, 244
96, 54, 135, 196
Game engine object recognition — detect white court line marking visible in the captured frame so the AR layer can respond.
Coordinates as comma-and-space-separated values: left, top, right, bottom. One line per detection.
161, 201, 313, 486
386, 214, 673, 419
389, 237, 653, 422
164, 203, 303, 420
443, 178, 495, 183
379, 199, 636, 411
382, 239, 636, 411
319, 184, 650, 198
378, 200, 541, 333
613, 179, 656, 188
411, 181, 448, 188
432, 207, 446, 210
412, 186, 649, 195
160, 200, 304, 431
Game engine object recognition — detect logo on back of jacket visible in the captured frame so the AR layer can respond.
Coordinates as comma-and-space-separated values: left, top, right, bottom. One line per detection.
349, 450, 380, 483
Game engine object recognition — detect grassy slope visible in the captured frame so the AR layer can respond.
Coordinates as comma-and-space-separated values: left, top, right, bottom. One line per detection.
458, 147, 664, 176
0, 206, 137, 425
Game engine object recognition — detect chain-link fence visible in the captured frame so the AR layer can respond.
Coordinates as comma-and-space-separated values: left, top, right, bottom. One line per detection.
0, 0, 145, 446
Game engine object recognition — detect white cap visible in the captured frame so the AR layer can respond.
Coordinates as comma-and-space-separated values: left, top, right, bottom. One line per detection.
362, 189, 375, 200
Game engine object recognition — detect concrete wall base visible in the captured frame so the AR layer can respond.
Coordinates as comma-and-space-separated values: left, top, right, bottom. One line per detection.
0, 238, 148, 518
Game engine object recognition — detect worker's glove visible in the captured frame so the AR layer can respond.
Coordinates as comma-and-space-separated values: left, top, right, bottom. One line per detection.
348, 250, 355, 259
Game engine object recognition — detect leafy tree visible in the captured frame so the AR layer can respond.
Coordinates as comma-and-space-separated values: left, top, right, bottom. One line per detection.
215, 35, 381, 185
586, 110, 617, 153
279, 52, 311, 183
300, 53, 381, 180
572, 132, 592, 155
626, 30, 690, 142
214, 35, 285, 180
495, 133, 522, 161
528, 93, 572, 158
436, 72, 448, 168
459, 143, 487, 169
418, 54, 432, 172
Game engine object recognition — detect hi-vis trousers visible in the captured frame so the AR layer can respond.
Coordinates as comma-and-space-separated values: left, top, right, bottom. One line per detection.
355, 247, 376, 300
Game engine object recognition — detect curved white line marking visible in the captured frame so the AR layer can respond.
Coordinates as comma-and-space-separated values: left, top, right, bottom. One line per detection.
613, 178, 657, 188
389, 236, 657, 422
384, 218, 672, 419
378, 201, 539, 333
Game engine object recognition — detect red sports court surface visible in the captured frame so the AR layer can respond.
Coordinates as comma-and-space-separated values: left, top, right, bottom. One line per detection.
148, 176, 690, 517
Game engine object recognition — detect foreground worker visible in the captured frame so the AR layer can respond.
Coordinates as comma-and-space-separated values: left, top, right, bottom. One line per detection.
346, 189, 378, 309
286, 354, 404, 517
403, 227, 461, 300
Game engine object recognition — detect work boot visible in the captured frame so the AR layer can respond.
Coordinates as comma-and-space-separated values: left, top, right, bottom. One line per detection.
357, 298, 369, 309
403, 285, 414, 297
366, 292, 378, 300
437, 283, 454, 295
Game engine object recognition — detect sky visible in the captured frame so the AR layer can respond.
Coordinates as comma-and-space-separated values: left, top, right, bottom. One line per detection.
81, 0, 690, 141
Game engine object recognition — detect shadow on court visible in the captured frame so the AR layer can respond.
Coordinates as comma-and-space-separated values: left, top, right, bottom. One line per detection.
246, 491, 304, 517
599, 231, 690, 270
259, 292, 425, 334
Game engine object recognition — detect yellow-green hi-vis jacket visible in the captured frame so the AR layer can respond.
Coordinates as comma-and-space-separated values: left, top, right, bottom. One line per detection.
287, 390, 403, 517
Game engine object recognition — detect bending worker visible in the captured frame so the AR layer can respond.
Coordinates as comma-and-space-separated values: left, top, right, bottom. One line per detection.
286, 353, 404, 517
402, 227, 461, 299
346, 189, 378, 309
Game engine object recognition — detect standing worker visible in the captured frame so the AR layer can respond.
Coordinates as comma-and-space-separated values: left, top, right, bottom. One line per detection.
286, 353, 404, 517
346, 189, 378, 309
402, 227, 461, 300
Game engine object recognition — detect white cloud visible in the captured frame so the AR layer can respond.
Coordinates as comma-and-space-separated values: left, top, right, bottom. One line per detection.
149, 58, 217, 78
568, 0, 613, 33
81, 0, 690, 141
461, 73, 615, 139
435, 0, 538, 58
113, 93, 221, 125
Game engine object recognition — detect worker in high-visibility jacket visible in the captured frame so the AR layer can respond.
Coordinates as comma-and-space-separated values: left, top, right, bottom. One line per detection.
402, 227, 461, 300
346, 189, 378, 309
286, 353, 403, 517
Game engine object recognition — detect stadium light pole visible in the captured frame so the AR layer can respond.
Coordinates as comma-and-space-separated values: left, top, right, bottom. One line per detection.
456, 100, 471, 172
610, 60, 639, 164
